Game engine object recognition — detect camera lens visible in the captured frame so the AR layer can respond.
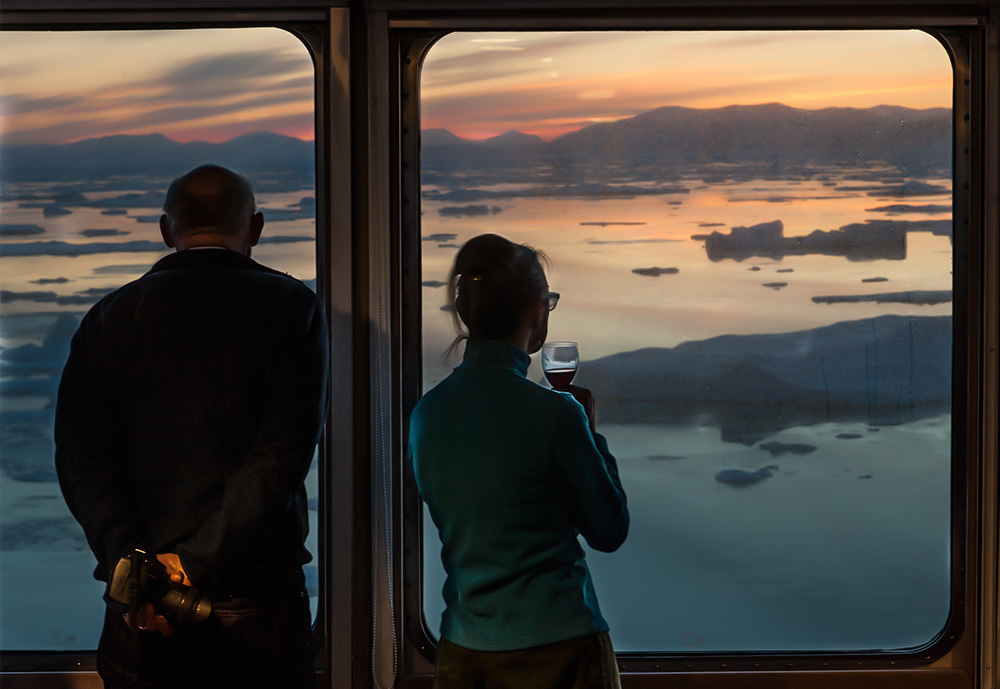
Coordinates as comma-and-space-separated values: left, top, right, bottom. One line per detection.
160, 586, 212, 627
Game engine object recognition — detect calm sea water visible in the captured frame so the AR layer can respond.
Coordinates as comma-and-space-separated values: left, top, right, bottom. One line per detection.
0, 174, 953, 651
419, 173, 953, 652
420, 175, 953, 385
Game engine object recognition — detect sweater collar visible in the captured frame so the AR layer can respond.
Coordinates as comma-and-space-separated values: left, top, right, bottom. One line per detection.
459, 339, 531, 377
148, 248, 262, 274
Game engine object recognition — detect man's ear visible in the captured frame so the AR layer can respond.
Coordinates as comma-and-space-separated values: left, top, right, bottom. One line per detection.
248, 211, 264, 247
159, 214, 175, 249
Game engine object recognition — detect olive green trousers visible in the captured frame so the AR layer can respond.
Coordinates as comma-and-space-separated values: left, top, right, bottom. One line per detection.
433, 631, 621, 689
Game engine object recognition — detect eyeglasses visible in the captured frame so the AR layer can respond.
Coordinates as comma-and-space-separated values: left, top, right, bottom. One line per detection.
545, 292, 560, 312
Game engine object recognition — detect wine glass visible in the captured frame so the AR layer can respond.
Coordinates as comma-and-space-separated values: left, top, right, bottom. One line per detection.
541, 341, 579, 390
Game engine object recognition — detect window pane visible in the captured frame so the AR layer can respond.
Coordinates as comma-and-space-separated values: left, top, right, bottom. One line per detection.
418, 31, 953, 652
0, 28, 316, 650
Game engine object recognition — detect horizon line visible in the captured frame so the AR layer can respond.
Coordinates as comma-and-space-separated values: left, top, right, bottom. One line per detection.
4, 101, 950, 148
429, 101, 951, 142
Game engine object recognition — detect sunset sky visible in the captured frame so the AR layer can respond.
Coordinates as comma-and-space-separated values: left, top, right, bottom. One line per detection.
0, 28, 951, 146
0, 29, 315, 145
422, 31, 952, 140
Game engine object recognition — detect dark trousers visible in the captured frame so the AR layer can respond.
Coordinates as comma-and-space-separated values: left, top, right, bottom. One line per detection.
433, 632, 621, 689
98, 580, 315, 689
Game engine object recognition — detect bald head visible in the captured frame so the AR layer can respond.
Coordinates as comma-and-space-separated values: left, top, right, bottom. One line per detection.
160, 165, 263, 254
162, 164, 256, 237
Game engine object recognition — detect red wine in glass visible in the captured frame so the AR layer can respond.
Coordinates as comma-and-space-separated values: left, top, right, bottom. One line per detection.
544, 368, 576, 389
541, 342, 579, 390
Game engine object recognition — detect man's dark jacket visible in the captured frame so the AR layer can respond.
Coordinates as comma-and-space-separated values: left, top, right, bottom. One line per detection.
55, 248, 329, 593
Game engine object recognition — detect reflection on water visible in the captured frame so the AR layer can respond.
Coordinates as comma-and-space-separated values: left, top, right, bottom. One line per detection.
420, 173, 952, 385
420, 168, 952, 652
0, 165, 953, 652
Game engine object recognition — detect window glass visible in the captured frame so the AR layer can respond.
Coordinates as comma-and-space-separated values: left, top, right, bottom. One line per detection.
419, 31, 953, 652
0, 28, 316, 650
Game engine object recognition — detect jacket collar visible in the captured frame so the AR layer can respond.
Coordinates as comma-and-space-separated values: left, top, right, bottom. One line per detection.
459, 339, 530, 377
148, 248, 264, 274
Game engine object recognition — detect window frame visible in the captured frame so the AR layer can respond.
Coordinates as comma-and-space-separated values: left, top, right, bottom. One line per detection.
392, 10, 993, 689
0, 3, 994, 689
0, 10, 345, 684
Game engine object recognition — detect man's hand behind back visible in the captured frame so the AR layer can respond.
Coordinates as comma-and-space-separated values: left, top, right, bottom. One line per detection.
156, 552, 192, 586
122, 552, 191, 637
126, 602, 176, 637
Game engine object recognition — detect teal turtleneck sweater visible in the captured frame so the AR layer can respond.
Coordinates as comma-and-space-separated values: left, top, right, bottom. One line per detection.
409, 339, 629, 652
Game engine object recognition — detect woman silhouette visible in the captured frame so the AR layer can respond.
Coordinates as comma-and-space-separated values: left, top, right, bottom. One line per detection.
409, 233, 629, 689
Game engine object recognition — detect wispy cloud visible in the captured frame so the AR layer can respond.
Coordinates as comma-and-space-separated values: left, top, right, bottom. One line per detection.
154, 52, 310, 100
421, 30, 952, 140
422, 73, 821, 140
0, 94, 86, 117
1, 28, 950, 146
1, 31, 314, 145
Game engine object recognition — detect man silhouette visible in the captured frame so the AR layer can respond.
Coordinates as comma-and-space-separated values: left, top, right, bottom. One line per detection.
55, 164, 328, 688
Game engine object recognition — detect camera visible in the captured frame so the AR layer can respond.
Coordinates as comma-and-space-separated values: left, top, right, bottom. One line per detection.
106, 549, 212, 628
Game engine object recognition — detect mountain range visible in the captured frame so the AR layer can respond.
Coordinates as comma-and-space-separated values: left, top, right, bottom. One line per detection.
0, 103, 950, 185
423, 103, 952, 178
0, 131, 315, 184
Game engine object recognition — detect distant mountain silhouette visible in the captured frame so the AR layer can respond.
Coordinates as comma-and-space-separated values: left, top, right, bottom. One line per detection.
479, 130, 547, 148
422, 127, 551, 171
550, 103, 949, 168
1, 104, 949, 185
423, 103, 951, 180
0, 131, 314, 183
422, 128, 470, 147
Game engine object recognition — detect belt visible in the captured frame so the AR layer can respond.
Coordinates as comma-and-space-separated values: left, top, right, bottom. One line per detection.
207, 567, 307, 602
